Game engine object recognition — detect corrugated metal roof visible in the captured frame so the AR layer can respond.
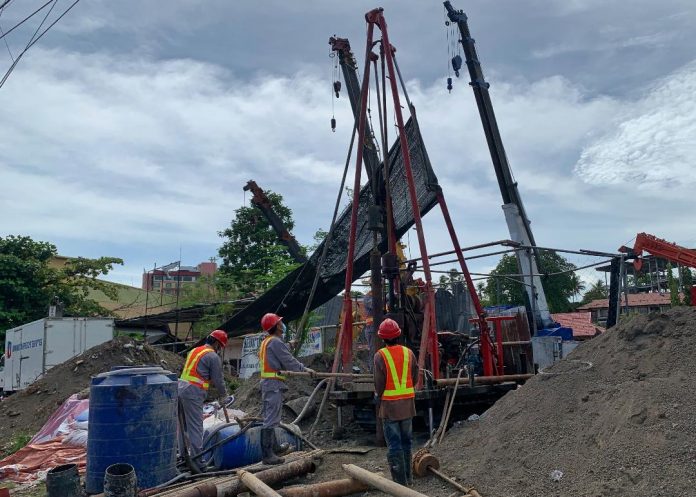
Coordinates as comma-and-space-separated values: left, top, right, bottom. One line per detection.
577, 293, 676, 310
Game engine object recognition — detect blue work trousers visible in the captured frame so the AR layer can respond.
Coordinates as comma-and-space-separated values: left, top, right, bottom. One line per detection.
382, 418, 413, 457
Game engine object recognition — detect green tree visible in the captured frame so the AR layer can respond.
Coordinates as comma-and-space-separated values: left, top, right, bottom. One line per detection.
680, 267, 694, 305
0, 235, 123, 343
217, 191, 301, 295
580, 280, 609, 305
438, 268, 463, 291
484, 252, 579, 313
667, 263, 681, 307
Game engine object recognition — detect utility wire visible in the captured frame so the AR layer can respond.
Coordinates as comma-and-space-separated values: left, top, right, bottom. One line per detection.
0, 0, 81, 89
0, 2, 15, 61
27, 0, 60, 47
0, 0, 53, 41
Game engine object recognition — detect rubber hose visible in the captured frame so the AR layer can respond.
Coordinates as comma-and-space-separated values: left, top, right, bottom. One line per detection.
292, 378, 329, 424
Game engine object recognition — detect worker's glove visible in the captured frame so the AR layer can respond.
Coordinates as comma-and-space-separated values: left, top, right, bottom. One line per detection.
304, 368, 316, 377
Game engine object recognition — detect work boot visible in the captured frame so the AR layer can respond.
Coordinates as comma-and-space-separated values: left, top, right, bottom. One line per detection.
387, 453, 407, 486
261, 428, 285, 465
404, 450, 413, 486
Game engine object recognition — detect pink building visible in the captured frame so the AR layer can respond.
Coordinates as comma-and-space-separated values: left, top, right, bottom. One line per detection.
142, 261, 217, 295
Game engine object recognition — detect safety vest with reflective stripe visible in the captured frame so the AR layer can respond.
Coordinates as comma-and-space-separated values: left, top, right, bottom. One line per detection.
378, 345, 415, 401
259, 336, 286, 381
180, 345, 215, 390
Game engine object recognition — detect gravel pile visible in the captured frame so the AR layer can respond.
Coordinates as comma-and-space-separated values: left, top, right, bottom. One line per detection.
429, 308, 696, 497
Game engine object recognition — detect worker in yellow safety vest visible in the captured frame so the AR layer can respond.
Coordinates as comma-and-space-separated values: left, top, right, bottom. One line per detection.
373, 318, 418, 486
258, 313, 315, 465
178, 330, 231, 457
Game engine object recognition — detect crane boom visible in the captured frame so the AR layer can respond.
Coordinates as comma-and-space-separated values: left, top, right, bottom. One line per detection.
243, 180, 307, 263
329, 37, 382, 185
444, 1, 553, 330
620, 233, 696, 272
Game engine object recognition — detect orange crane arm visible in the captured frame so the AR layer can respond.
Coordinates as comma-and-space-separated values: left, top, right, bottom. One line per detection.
619, 232, 696, 271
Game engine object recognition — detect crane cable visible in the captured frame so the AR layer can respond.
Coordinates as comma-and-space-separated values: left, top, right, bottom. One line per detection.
291, 116, 359, 350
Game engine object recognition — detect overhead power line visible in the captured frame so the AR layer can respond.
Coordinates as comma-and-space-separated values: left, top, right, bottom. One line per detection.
0, 0, 82, 89
0, 0, 53, 42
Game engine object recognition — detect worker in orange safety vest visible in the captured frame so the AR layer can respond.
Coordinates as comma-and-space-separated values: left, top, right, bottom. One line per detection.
373, 318, 418, 486
258, 313, 314, 465
178, 330, 230, 457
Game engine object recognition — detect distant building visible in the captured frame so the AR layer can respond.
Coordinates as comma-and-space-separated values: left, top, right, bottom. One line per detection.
142, 261, 217, 295
577, 293, 676, 327
551, 312, 604, 340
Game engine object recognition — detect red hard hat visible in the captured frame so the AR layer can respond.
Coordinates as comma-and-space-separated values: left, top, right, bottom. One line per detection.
209, 329, 228, 347
378, 318, 401, 340
261, 313, 283, 332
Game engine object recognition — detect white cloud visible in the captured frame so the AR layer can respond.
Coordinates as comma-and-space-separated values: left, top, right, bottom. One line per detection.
1, 46, 695, 285
575, 61, 696, 190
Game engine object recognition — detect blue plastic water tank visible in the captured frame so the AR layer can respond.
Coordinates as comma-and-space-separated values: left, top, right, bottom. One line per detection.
85, 366, 178, 494
205, 424, 300, 470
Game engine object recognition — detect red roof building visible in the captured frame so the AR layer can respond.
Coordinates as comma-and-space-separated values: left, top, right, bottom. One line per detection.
551, 312, 604, 340
577, 292, 676, 327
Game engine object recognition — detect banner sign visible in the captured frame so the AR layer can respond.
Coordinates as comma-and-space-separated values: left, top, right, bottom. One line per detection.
239, 329, 322, 379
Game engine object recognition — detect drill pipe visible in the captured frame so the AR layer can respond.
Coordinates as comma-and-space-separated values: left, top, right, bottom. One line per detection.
434, 374, 533, 387
278, 478, 369, 497
342, 464, 429, 497
145, 458, 316, 497
238, 470, 282, 497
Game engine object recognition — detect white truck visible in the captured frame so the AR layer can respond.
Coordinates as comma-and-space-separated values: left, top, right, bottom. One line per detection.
1, 317, 114, 392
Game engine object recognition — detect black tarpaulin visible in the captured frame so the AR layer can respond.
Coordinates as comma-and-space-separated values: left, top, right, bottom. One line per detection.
218, 117, 439, 336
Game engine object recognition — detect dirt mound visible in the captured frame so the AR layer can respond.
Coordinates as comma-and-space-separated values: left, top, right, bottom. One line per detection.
430, 308, 696, 497
234, 353, 336, 415
0, 336, 184, 452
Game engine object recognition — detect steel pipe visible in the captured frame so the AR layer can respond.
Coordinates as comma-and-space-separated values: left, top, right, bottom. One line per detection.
434, 374, 533, 387
143, 458, 316, 497
342, 464, 428, 497
277, 478, 369, 497
238, 470, 282, 497
280, 371, 373, 379
221, 458, 317, 497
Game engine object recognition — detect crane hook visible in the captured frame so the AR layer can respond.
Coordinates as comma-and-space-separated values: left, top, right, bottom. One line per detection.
331, 117, 336, 132
447, 77, 453, 93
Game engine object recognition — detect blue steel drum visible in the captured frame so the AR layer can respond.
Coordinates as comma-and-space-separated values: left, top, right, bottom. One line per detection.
85, 366, 178, 494
204, 424, 300, 470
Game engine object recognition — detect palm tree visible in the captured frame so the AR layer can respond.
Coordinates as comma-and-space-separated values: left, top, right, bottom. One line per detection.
568, 273, 586, 302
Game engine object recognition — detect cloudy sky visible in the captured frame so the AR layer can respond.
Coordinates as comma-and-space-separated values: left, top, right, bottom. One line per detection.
1, 0, 695, 289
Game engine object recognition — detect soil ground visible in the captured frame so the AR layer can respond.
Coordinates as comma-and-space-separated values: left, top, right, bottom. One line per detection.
271, 308, 696, 497
5, 309, 695, 496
